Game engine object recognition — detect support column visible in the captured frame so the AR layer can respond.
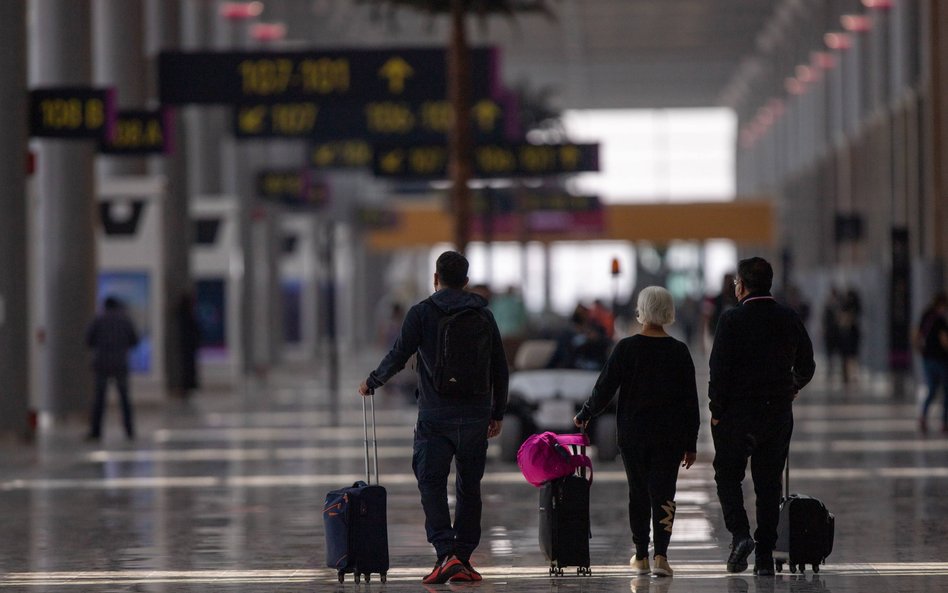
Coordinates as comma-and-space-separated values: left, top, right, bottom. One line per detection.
146, 0, 191, 396
0, 2, 30, 436
181, 0, 224, 197
93, 0, 146, 177
30, 0, 96, 419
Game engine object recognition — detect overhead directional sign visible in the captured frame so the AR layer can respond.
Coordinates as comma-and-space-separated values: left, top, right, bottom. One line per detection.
99, 109, 172, 155
309, 140, 374, 169
29, 87, 117, 139
233, 97, 518, 142
159, 48, 500, 105
255, 168, 329, 208
372, 143, 600, 179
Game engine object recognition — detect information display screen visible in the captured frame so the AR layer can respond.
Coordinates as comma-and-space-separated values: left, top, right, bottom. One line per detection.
160, 48, 500, 105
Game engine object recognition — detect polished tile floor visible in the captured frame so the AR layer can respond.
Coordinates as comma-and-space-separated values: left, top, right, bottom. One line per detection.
2, 352, 947, 592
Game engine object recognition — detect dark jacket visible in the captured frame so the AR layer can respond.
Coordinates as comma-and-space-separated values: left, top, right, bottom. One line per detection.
86, 310, 139, 375
576, 335, 699, 451
366, 288, 509, 422
708, 292, 815, 419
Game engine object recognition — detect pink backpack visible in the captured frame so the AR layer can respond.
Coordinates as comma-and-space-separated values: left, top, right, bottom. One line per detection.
516, 432, 593, 487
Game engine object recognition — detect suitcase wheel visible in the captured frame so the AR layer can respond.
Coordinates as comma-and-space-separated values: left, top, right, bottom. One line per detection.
380, 572, 387, 583
354, 573, 361, 583
577, 566, 591, 576
337, 571, 345, 584
363, 573, 371, 583
812, 564, 820, 574
789, 564, 796, 574
775, 561, 783, 573
797, 564, 806, 574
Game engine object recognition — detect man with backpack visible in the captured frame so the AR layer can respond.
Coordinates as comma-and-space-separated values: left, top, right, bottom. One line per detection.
359, 250, 509, 584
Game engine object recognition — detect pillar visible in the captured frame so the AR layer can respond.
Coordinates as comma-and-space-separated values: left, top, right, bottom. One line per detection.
146, 0, 192, 396
0, 1, 30, 436
93, 0, 147, 177
30, 0, 97, 419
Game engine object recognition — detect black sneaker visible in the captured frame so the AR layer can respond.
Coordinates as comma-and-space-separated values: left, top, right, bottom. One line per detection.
726, 537, 755, 573
753, 553, 774, 576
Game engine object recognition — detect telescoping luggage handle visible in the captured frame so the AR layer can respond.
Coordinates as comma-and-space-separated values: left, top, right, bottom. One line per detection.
784, 454, 790, 499
362, 389, 381, 485
558, 431, 591, 482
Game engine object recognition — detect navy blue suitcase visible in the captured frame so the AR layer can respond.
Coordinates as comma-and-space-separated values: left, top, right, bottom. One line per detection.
322, 393, 389, 583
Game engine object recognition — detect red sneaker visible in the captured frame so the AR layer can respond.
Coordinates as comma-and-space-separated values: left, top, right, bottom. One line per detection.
422, 556, 466, 584
449, 560, 483, 582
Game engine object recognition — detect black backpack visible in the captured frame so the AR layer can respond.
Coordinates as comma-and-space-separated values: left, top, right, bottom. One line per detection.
428, 301, 493, 398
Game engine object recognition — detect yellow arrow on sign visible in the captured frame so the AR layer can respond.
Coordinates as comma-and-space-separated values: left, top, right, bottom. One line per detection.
313, 145, 335, 167
559, 145, 581, 170
380, 148, 404, 173
378, 57, 414, 94
239, 106, 267, 134
472, 100, 501, 132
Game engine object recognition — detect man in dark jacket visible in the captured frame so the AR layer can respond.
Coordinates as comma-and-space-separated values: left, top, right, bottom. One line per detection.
709, 257, 815, 576
86, 296, 140, 441
359, 251, 508, 584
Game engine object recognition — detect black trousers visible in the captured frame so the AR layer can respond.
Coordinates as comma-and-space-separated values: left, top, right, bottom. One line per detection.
712, 403, 793, 554
89, 371, 134, 439
619, 443, 682, 558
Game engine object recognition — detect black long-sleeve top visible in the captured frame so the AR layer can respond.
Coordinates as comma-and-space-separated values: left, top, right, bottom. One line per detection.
708, 292, 816, 419
365, 288, 509, 422
575, 335, 699, 452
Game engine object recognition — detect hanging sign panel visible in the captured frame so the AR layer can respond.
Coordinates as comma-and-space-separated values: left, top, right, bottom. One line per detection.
99, 109, 173, 155
233, 97, 516, 142
255, 168, 329, 208
159, 48, 500, 105
29, 87, 117, 139
372, 143, 600, 179
308, 140, 374, 169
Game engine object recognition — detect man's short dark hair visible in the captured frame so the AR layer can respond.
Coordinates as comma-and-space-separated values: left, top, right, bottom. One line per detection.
436, 251, 469, 289
737, 257, 773, 293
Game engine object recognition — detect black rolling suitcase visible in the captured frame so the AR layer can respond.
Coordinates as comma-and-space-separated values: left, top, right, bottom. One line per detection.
774, 457, 834, 574
323, 392, 389, 584
538, 440, 592, 576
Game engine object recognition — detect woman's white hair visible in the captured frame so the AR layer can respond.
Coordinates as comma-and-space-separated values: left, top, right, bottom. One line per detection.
636, 286, 676, 326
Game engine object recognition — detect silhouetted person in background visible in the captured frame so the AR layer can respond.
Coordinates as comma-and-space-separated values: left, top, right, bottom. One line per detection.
838, 288, 862, 384
86, 296, 139, 441
916, 292, 948, 434
702, 273, 739, 353
175, 291, 201, 399
821, 288, 842, 382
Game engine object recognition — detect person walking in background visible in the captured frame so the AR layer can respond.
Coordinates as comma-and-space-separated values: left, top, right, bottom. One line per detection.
709, 257, 815, 577
916, 292, 948, 434
358, 251, 509, 584
86, 296, 140, 441
573, 286, 699, 578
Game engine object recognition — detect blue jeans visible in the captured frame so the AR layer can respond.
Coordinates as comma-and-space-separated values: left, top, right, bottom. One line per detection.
922, 358, 948, 426
412, 417, 489, 562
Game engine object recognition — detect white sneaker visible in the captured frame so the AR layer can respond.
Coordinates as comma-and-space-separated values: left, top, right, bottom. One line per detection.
652, 555, 673, 577
630, 556, 650, 575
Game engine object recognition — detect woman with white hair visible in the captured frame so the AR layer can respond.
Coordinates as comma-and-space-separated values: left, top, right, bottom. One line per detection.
574, 286, 699, 578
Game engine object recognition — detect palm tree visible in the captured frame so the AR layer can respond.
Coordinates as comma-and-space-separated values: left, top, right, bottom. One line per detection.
361, 0, 556, 255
